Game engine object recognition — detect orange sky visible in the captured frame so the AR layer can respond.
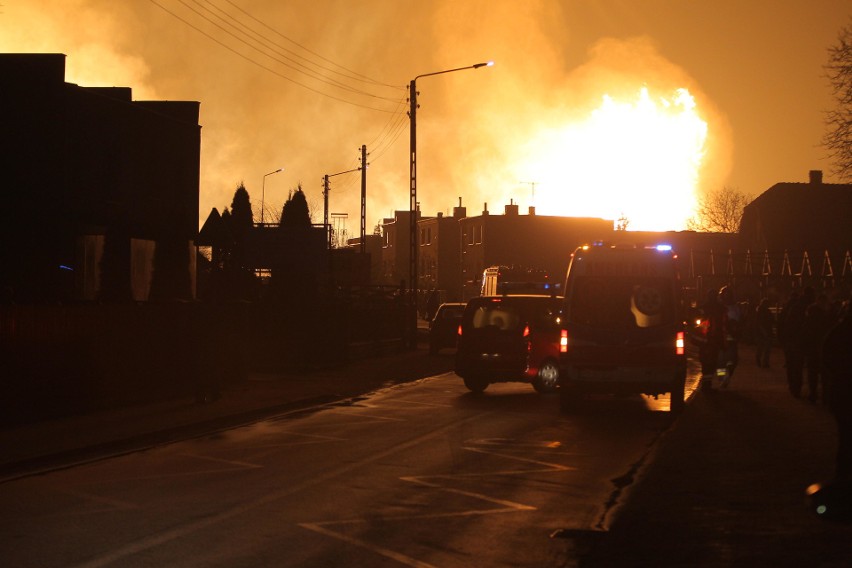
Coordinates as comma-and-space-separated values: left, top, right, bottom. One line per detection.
1, 0, 849, 233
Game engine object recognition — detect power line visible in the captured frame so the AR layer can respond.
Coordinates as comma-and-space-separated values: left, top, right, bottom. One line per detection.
176, 0, 400, 103
220, 0, 401, 89
147, 0, 401, 113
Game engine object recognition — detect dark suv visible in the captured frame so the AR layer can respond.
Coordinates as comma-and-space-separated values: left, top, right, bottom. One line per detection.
558, 243, 687, 413
455, 295, 562, 394
429, 302, 466, 355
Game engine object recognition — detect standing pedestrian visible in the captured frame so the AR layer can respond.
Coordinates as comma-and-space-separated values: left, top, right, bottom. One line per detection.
754, 297, 774, 368
803, 292, 833, 403
718, 286, 741, 388
778, 287, 813, 398
696, 288, 726, 391
822, 294, 852, 482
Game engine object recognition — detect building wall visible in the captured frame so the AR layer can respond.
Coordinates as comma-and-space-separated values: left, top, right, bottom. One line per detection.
0, 53, 200, 303
739, 171, 852, 262
459, 208, 613, 299
416, 213, 464, 301
381, 211, 415, 287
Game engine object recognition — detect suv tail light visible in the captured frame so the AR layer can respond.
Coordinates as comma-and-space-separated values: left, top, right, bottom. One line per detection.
676, 331, 685, 355
559, 329, 568, 353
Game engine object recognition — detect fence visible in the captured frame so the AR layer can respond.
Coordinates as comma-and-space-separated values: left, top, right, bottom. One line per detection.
680, 248, 852, 304
0, 289, 406, 426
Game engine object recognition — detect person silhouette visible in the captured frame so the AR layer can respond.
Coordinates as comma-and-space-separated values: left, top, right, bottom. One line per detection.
718, 286, 741, 388
823, 294, 852, 481
696, 288, 725, 391
754, 297, 774, 368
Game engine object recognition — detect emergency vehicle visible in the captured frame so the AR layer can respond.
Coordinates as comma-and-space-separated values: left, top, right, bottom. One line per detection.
558, 242, 687, 413
480, 265, 558, 296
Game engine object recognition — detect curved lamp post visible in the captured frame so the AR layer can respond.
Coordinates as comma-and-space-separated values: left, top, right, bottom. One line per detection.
323, 167, 361, 249
261, 167, 284, 225
408, 61, 492, 347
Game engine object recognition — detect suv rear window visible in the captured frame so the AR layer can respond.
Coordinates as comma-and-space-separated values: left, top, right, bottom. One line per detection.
569, 276, 675, 329
465, 297, 561, 331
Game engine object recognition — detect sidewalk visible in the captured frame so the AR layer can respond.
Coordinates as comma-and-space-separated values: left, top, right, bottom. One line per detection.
579, 344, 851, 566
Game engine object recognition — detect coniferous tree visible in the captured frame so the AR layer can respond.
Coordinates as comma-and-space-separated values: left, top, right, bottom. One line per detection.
222, 184, 257, 300
279, 184, 312, 228
227, 183, 254, 238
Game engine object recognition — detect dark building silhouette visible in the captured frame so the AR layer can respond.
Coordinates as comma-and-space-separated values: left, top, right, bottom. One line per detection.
739, 170, 852, 269
457, 201, 613, 299
380, 210, 418, 288
0, 53, 201, 303
418, 199, 466, 301
344, 233, 383, 285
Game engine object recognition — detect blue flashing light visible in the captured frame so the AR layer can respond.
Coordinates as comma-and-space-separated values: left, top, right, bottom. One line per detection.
655, 244, 673, 252
59, 265, 74, 271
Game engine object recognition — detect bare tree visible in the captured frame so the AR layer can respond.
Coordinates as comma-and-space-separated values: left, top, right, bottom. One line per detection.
824, 21, 852, 181
687, 186, 752, 233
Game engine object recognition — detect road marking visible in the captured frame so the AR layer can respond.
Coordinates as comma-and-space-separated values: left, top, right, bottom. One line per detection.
298, 522, 438, 568
297, 437, 574, 565
70, 411, 497, 568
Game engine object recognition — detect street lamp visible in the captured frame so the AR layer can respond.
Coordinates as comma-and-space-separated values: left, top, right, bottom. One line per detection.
261, 167, 284, 225
408, 61, 492, 347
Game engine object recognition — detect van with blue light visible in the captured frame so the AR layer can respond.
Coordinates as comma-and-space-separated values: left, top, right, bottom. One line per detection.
557, 242, 687, 413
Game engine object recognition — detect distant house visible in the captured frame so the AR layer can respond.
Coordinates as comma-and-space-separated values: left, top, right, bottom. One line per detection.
417, 200, 467, 301
380, 210, 417, 288
0, 53, 201, 303
458, 201, 613, 299
738, 170, 852, 274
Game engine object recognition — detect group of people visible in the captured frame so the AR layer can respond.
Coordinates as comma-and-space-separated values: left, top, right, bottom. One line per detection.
779, 287, 852, 485
694, 284, 852, 486
777, 286, 843, 403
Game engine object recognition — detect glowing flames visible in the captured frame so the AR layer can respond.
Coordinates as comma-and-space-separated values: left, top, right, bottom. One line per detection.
518, 87, 708, 231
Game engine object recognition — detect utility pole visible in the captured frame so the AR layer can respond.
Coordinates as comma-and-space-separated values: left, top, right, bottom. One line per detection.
323, 175, 330, 248
360, 144, 367, 254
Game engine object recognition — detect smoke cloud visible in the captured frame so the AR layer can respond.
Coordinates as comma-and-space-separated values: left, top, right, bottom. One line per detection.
3, 0, 733, 233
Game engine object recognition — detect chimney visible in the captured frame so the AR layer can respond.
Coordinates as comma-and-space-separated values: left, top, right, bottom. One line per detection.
528, 206, 536, 216
504, 199, 519, 216
453, 196, 467, 219
809, 170, 823, 185
437, 211, 443, 218
483, 202, 489, 216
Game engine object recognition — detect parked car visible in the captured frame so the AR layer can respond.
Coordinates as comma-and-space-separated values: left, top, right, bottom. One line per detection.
454, 295, 562, 393
429, 302, 466, 355
558, 242, 687, 413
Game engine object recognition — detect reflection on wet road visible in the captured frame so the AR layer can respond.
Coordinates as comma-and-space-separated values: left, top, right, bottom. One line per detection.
0, 362, 701, 567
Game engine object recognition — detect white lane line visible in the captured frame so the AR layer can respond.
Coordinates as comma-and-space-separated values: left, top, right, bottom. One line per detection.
297, 438, 573, 564
177, 453, 262, 469
298, 522, 438, 568
70, 411, 496, 568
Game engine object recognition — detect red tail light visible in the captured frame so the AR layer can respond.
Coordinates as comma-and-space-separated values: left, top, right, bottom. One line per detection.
676, 331, 685, 355
457, 324, 463, 337
523, 325, 530, 337
560, 329, 568, 353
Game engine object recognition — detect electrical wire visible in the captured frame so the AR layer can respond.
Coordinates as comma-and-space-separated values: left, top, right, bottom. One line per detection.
177, 0, 400, 102
220, 0, 401, 89
147, 0, 402, 113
